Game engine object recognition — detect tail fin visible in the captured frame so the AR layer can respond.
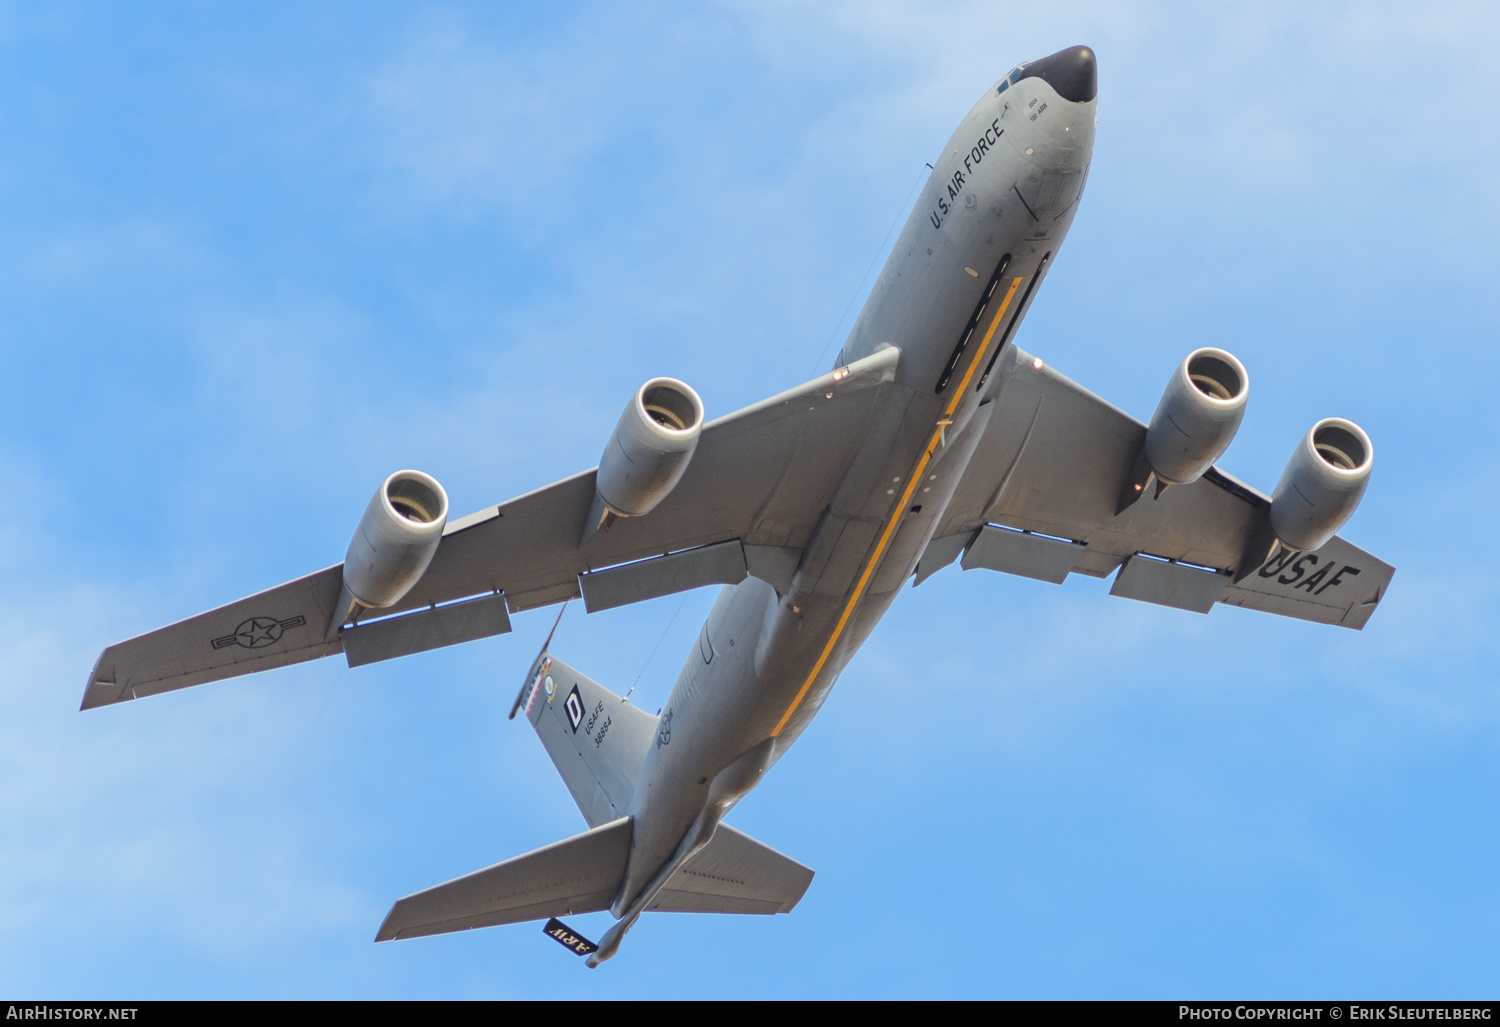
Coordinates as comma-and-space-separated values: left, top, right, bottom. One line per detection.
649, 823, 815, 915
376, 817, 632, 941
517, 651, 658, 828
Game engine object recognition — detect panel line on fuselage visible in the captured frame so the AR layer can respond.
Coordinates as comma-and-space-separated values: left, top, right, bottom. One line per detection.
977, 252, 1049, 392
769, 273, 1025, 737
935, 253, 1011, 395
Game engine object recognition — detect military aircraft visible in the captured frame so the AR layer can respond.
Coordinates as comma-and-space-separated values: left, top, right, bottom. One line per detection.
80, 45, 1391, 966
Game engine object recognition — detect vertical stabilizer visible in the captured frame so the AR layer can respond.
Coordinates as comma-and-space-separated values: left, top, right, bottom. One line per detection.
518, 651, 658, 827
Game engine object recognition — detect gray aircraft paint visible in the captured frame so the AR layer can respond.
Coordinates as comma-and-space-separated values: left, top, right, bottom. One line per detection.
80, 45, 1392, 964
590, 53, 1099, 963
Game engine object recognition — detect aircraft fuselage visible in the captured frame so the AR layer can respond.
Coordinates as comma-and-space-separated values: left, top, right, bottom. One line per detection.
595, 47, 1101, 960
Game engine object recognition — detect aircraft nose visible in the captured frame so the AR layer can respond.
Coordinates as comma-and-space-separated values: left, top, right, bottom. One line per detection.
1026, 45, 1097, 104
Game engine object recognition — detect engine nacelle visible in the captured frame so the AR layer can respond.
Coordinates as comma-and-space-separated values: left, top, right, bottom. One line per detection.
342, 470, 450, 609
1143, 348, 1249, 485
1270, 418, 1372, 552
595, 377, 704, 519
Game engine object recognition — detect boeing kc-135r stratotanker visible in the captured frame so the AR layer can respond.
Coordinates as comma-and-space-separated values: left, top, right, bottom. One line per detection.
81, 46, 1391, 966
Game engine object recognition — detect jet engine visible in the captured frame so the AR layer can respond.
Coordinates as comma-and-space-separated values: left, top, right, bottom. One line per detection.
342, 469, 450, 610
1143, 348, 1249, 485
593, 377, 705, 522
1269, 418, 1372, 552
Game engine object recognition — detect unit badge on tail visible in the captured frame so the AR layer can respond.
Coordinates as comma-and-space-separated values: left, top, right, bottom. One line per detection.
564, 685, 585, 732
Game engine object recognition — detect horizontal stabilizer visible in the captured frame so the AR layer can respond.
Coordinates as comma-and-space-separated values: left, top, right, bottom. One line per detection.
376, 817, 632, 942
648, 823, 814, 915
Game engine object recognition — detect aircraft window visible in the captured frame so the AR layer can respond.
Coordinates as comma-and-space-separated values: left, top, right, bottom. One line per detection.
935, 254, 1010, 394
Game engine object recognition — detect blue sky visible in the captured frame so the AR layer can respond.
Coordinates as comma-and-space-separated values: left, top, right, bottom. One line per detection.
1, 0, 1497, 999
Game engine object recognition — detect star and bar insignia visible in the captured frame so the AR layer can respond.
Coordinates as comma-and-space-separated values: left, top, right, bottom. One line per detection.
211, 615, 307, 651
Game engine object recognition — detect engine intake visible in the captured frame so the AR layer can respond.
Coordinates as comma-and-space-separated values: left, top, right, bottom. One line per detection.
1143, 348, 1249, 485
341, 470, 450, 614
1270, 418, 1372, 552
592, 377, 704, 528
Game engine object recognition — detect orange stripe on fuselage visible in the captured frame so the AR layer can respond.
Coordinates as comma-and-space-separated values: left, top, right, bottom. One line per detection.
770, 275, 1025, 737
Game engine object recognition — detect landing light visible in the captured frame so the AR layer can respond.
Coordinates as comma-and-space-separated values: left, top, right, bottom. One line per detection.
1033, 357, 1044, 370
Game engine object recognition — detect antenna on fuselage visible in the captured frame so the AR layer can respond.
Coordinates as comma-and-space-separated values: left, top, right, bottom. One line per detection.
508, 600, 569, 720
540, 600, 568, 653
623, 592, 691, 706
808, 161, 931, 375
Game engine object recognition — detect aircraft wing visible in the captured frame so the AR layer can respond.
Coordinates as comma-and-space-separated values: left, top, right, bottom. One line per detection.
82, 347, 903, 709
918, 345, 1393, 628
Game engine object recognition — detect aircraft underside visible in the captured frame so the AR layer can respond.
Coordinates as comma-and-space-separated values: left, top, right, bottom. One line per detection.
79, 44, 1391, 966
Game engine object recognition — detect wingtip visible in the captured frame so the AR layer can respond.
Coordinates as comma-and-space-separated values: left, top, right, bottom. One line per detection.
374, 903, 404, 942
79, 679, 129, 711
80, 652, 121, 711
